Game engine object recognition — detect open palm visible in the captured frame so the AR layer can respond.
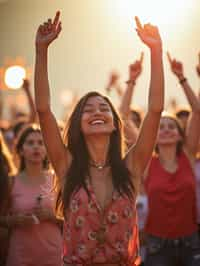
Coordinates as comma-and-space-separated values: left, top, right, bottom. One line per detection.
35, 11, 62, 48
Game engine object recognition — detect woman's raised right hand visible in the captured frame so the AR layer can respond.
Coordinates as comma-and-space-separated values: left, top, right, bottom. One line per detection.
35, 11, 62, 49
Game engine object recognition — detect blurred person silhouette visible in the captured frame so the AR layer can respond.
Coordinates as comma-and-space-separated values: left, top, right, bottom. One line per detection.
0, 124, 62, 266
142, 52, 200, 266
0, 131, 16, 266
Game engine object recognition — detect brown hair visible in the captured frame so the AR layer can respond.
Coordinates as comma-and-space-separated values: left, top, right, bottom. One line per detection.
15, 123, 49, 171
0, 132, 16, 214
56, 91, 135, 216
155, 113, 185, 155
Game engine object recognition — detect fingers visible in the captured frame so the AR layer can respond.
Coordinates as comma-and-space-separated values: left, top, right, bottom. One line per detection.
53, 11, 60, 28
56, 21, 62, 35
135, 16, 143, 30
140, 52, 144, 63
167, 51, 172, 64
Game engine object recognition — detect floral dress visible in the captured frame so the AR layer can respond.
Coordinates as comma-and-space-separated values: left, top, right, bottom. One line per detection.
63, 179, 140, 265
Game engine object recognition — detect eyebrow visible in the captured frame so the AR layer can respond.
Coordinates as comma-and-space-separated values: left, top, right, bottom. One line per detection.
84, 103, 109, 107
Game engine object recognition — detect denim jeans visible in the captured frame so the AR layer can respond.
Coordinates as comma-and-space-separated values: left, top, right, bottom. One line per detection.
144, 232, 200, 266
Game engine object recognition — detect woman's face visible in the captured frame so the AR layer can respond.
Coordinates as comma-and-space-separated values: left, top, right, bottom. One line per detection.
20, 132, 46, 165
157, 117, 182, 146
81, 96, 116, 136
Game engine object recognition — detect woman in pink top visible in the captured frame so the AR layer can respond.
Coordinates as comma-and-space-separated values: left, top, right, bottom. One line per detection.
34, 12, 164, 265
1, 124, 62, 266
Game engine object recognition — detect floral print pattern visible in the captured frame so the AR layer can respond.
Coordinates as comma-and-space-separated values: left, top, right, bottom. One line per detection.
63, 180, 140, 265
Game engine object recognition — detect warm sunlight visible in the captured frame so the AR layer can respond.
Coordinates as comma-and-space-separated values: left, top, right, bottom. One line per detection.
114, 0, 195, 31
4, 65, 26, 89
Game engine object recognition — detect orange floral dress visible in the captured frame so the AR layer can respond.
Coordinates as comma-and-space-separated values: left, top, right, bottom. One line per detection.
63, 179, 140, 265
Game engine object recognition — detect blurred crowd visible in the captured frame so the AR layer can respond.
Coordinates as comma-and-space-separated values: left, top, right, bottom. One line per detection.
0, 12, 200, 266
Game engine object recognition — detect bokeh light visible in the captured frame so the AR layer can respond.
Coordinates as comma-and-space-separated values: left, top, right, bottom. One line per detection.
4, 65, 26, 89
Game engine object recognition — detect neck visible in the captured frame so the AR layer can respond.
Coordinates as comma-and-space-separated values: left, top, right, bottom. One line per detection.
158, 144, 177, 163
22, 163, 44, 181
85, 135, 110, 166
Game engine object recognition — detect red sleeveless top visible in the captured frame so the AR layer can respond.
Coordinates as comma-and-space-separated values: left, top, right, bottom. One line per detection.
145, 152, 197, 238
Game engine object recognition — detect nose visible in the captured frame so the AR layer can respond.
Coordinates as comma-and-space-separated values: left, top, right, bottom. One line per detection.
33, 143, 40, 149
93, 108, 102, 115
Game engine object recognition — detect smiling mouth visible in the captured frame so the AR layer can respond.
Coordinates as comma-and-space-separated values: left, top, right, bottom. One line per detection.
90, 119, 105, 125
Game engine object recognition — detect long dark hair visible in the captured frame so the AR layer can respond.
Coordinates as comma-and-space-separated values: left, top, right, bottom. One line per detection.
15, 123, 49, 171
56, 91, 135, 216
0, 132, 16, 214
155, 113, 185, 156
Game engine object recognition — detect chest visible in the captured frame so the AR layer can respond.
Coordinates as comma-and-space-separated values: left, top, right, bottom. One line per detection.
11, 179, 55, 213
90, 176, 114, 211
146, 158, 195, 195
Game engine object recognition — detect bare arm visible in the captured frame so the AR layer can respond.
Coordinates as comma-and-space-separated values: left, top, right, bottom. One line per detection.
119, 53, 143, 117
22, 79, 37, 123
126, 18, 164, 185
167, 53, 200, 156
34, 12, 71, 180
119, 54, 143, 145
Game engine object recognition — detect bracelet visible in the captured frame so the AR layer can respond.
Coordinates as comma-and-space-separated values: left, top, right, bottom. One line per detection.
179, 77, 187, 84
125, 80, 136, 86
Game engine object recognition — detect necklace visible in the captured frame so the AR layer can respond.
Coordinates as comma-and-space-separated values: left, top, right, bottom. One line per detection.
89, 161, 110, 170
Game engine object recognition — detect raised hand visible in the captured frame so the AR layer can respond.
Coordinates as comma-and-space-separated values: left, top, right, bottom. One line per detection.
22, 79, 30, 92
167, 52, 184, 79
128, 52, 144, 83
107, 71, 120, 88
105, 71, 121, 94
135, 17, 162, 50
196, 53, 200, 77
35, 11, 62, 49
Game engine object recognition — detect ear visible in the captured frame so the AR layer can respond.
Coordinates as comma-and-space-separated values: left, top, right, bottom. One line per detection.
112, 125, 117, 132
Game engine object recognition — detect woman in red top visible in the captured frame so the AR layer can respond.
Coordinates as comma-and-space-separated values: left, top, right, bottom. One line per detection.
144, 54, 200, 266
34, 12, 164, 266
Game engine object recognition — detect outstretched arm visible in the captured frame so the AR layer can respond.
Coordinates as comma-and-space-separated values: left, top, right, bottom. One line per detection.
119, 53, 143, 145
22, 79, 37, 123
119, 52, 143, 117
34, 11, 71, 180
167, 52, 200, 157
126, 17, 164, 186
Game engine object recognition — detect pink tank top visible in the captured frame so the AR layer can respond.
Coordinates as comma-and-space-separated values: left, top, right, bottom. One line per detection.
63, 179, 140, 265
6, 173, 62, 266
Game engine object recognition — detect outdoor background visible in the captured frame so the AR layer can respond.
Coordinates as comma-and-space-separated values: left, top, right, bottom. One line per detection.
0, 0, 199, 118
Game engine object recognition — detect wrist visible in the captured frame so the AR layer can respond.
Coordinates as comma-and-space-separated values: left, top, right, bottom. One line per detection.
150, 43, 163, 54
35, 45, 48, 54
125, 80, 136, 86
179, 77, 187, 85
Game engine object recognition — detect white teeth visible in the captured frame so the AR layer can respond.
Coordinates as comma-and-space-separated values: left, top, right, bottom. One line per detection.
90, 120, 105, 125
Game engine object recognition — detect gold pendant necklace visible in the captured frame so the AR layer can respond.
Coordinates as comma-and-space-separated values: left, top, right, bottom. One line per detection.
89, 161, 109, 170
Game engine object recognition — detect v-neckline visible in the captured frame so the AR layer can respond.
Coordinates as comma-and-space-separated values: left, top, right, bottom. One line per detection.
86, 178, 117, 213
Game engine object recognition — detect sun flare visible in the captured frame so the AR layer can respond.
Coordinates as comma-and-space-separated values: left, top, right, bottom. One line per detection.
114, 0, 194, 32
